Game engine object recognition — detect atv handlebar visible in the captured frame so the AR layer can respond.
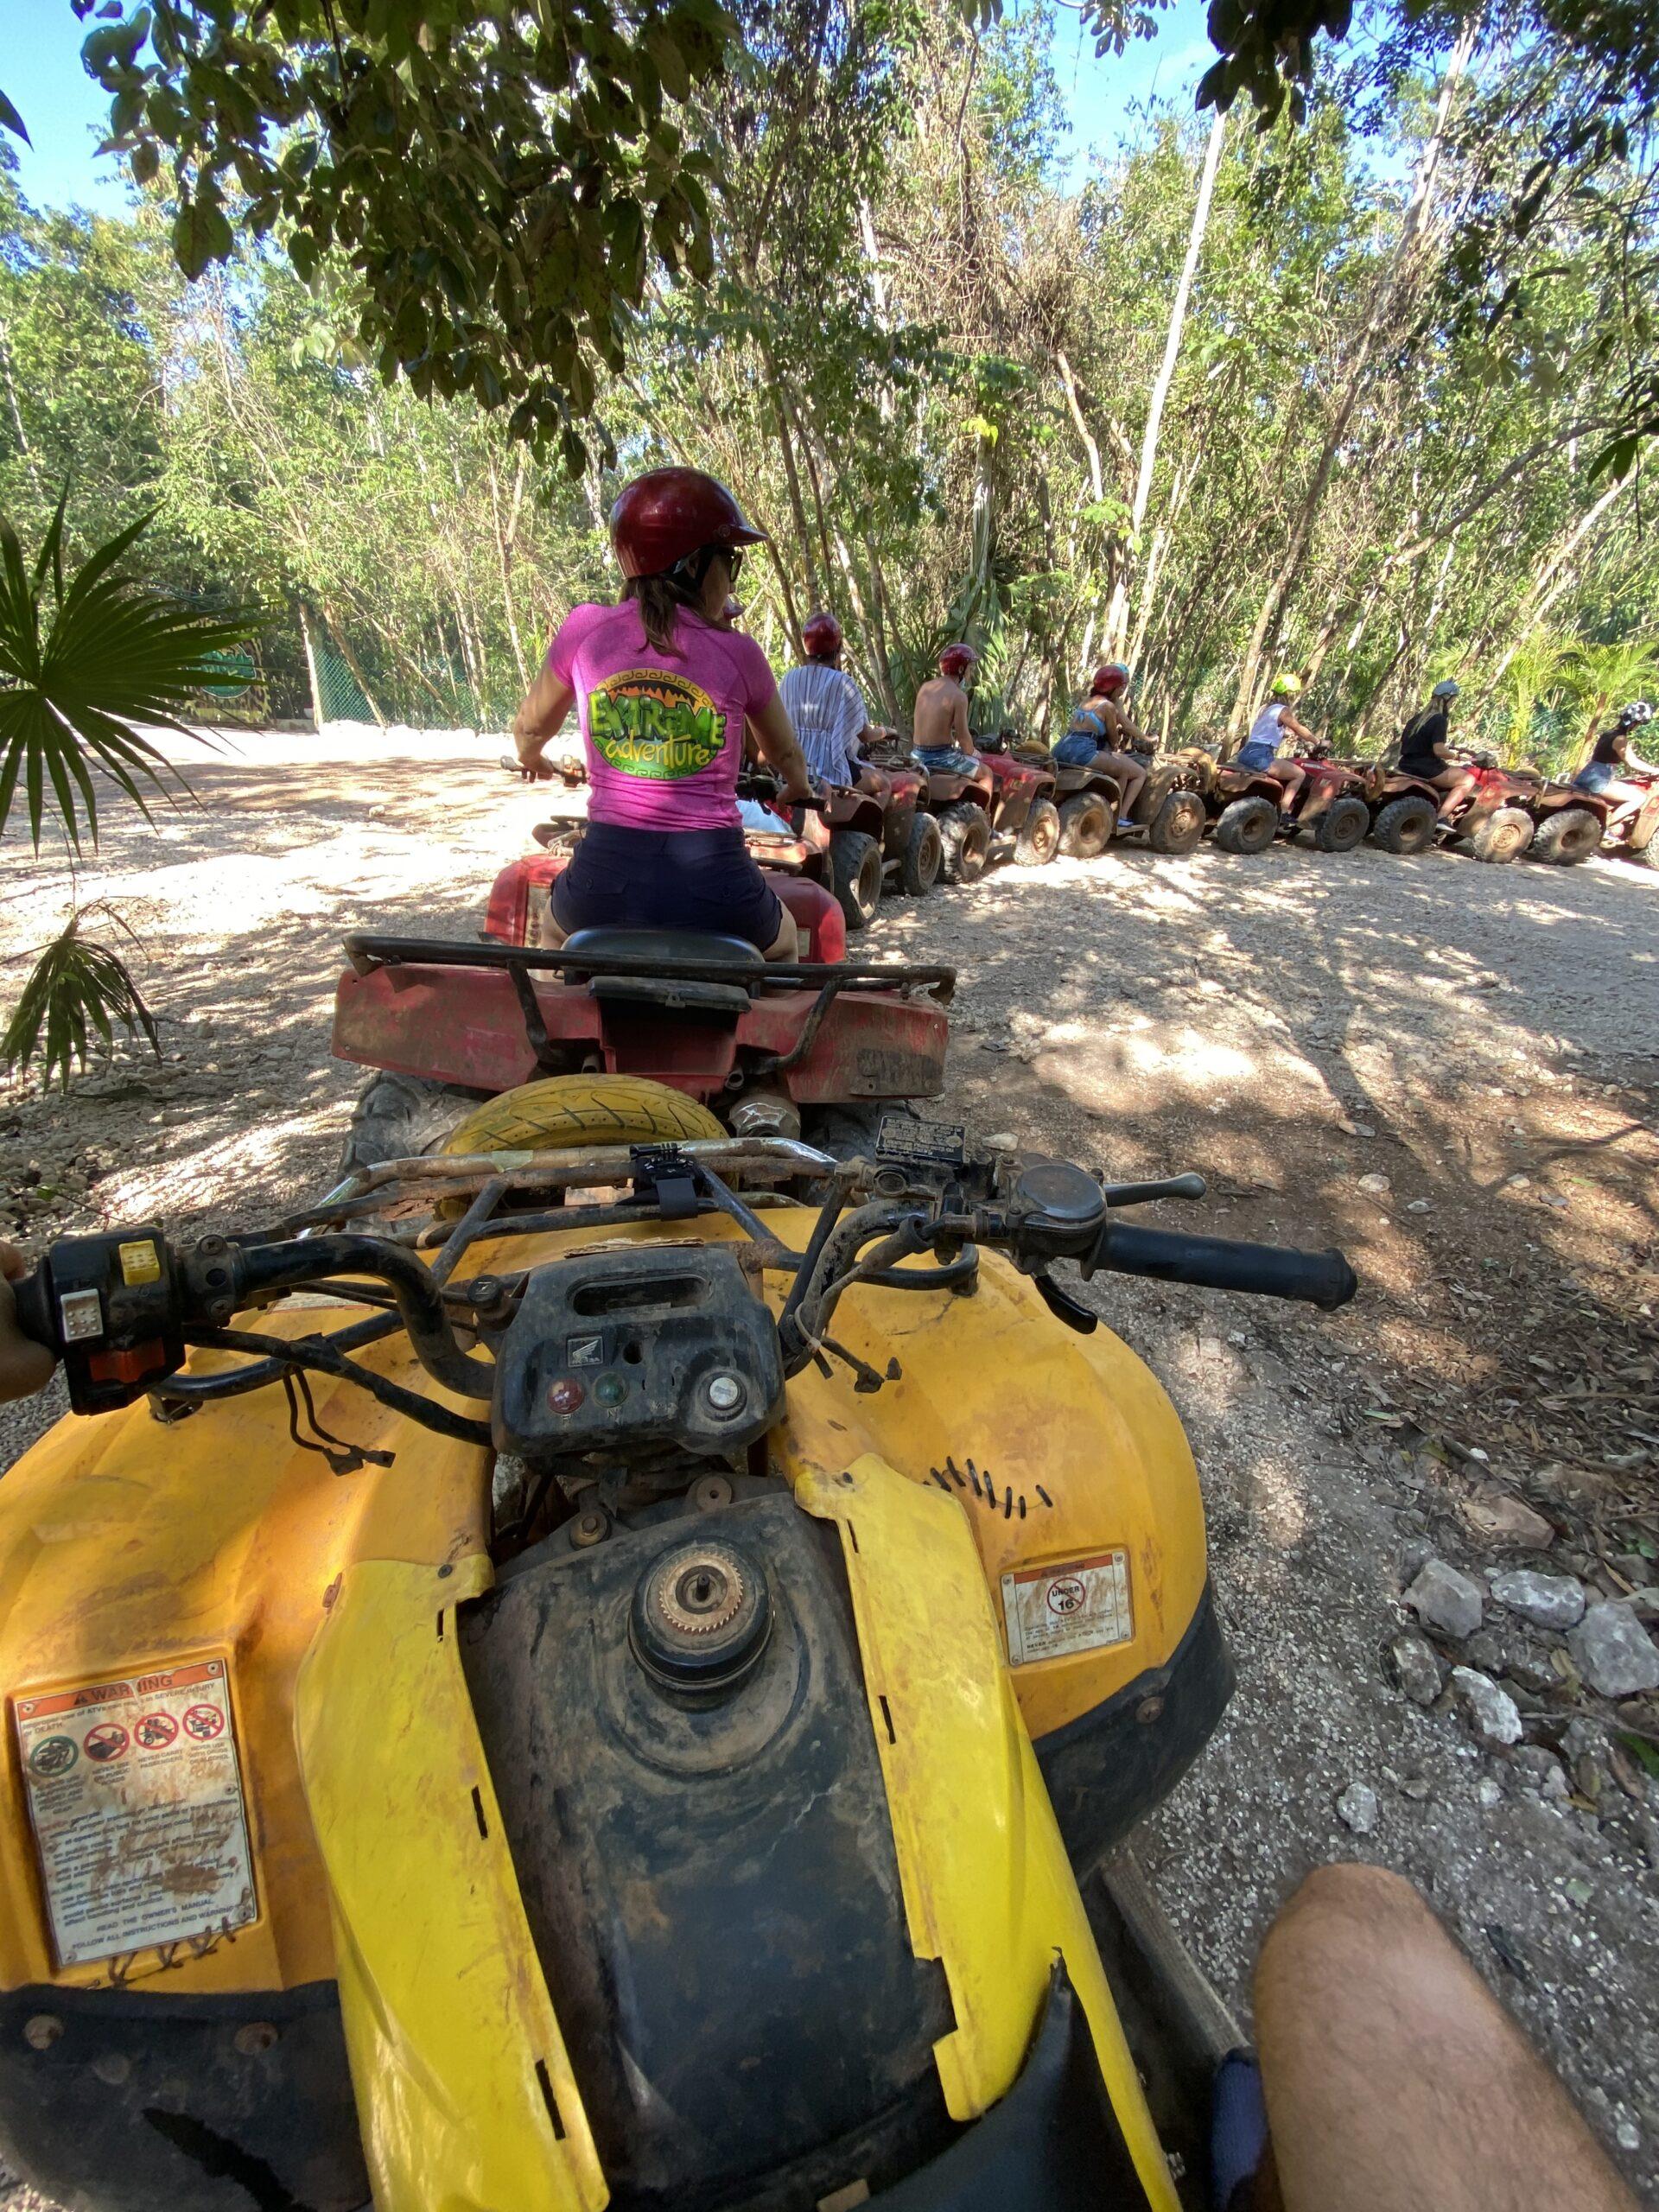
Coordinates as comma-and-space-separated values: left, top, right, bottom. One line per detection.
1086, 1224, 1357, 1310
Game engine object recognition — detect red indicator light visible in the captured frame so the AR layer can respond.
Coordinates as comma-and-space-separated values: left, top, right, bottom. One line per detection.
548, 1378, 585, 1414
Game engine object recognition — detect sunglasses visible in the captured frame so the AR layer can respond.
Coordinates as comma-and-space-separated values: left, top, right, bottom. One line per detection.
725, 548, 746, 582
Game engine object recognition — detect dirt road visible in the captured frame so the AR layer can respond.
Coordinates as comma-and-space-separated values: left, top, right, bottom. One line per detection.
3, 728, 1657, 2203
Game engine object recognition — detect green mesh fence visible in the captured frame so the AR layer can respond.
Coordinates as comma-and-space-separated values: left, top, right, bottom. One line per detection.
307, 625, 519, 729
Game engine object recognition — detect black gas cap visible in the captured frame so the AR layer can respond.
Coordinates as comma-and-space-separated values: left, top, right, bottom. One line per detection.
1013, 1158, 1107, 1232
630, 1538, 772, 1695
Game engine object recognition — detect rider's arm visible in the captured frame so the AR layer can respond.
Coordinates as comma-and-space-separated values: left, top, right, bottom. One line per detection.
750, 692, 813, 803
951, 687, 972, 749
511, 664, 576, 776
1281, 711, 1315, 746
0, 1243, 55, 1405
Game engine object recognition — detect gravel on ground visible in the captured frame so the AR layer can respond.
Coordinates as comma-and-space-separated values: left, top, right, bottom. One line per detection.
3, 727, 1657, 2205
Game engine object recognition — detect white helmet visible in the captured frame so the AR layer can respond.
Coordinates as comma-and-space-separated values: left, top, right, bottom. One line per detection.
1621, 699, 1654, 726
1431, 679, 1460, 701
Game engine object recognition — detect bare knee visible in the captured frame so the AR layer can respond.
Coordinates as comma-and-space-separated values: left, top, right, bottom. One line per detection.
1262, 1862, 1427, 1973
765, 906, 800, 963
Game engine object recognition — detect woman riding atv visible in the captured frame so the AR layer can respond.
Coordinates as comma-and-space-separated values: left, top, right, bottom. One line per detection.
779, 608, 881, 794
1574, 698, 1659, 832
1396, 678, 1475, 822
1236, 673, 1313, 816
510, 467, 812, 959
1055, 662, 1149, 830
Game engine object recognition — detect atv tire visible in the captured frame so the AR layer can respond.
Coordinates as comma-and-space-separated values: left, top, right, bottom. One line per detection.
338, 1071, 489, 1178
1057, 792, 1111, 859
1214, 795, 1278, 855
442, 1076, 724, 1156
1369, 795, 1437, 855
1471, 805, 1534, 864
1147, 790, 1205, 856
1634, 832, 1659, 871
1314, 793, 1371, 853
1529, 807, 1602, 866
938, 801, 992, 884
829, 829, 884, 930
901, 810, 943, 894
1014, 798, 1061, 867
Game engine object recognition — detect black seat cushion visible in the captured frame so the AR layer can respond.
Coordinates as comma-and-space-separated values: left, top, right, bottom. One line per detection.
560, 927, 761, 967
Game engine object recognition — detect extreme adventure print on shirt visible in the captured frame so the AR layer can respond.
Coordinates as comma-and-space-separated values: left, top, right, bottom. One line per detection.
588, 667, 726, 781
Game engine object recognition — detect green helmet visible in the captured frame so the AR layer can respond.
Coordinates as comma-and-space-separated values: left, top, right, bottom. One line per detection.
1270, 673, 1304, 702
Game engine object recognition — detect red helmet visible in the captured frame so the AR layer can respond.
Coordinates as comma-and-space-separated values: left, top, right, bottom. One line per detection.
1091, 662, 1129, 697
802, 610, 843, 660
939, 643, 977, 680
609, 467, 767, 581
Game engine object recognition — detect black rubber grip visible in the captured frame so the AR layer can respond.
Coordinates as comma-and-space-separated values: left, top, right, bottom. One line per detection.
1093, 1224, 1357, 1309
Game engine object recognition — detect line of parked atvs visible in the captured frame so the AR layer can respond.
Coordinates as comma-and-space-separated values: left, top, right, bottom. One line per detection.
508, 725, 1658, 939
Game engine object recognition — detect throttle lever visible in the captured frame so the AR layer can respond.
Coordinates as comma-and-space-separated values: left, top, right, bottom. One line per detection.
1032, 1271, 1098, 1335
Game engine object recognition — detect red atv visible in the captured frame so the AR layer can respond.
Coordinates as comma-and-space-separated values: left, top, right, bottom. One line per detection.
1274, 741, 1377, 852
333, 791, 954, 1168
867, 734, 997, 884
1145, 749, 1290, 855
1594, 766, 1659, 871
1340, 750, 1609, 865
820, 755, 942, 925
1003, 734, 1212, 858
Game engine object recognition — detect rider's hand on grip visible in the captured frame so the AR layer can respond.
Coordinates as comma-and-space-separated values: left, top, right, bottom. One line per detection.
0, 1241, 57, 1404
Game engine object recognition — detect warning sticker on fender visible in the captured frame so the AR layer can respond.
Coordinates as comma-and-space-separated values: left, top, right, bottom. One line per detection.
1001, 1551, 1133, 1669
14, 1658, 256, 1968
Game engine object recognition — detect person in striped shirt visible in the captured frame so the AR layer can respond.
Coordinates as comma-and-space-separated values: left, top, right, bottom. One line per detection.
778, 611, 877, 790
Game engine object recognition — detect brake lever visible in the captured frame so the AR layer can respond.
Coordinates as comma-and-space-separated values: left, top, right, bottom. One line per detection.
1032, 1271, 1097, 1335
1099, 1172, 1206, 1208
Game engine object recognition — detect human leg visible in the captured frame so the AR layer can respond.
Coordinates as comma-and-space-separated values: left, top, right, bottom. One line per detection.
1428, 766, 1478, 821
1103, 750, 1147, 825
1253, 1865, 1637, 2212
1603, 775, 1648, 831
1268, 761, 1305, 814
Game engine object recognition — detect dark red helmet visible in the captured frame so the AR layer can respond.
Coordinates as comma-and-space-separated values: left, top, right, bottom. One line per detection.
609, 467, 767, 581
802, 611, 843, 661
1091, 662, 1129, 697
939, 643, 977, 680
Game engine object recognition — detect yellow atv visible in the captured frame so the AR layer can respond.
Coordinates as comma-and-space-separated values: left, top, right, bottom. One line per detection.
0, 1081, 1354, 2212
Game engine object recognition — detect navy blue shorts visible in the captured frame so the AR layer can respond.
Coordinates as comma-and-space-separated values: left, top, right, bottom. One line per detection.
551, 820, 785, 947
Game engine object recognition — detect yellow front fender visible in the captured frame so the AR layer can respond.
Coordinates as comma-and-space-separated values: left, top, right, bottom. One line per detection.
294, 1554, 607, 2212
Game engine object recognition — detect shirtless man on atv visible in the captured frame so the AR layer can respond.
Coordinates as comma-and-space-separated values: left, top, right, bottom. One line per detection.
1056, 661, 1149, 830
912, 642, 977, 753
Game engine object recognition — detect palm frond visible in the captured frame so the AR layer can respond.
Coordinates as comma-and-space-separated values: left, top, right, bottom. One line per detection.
2, 907, 161, 1094
0, 502, 252, 853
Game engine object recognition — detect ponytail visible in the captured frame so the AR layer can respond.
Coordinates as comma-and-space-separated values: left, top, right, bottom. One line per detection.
622, 546, 721, 656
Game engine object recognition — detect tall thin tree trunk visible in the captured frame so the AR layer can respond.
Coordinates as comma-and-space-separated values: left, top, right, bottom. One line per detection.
1107, 110, 1226, 658
1227, 21, 1478, 736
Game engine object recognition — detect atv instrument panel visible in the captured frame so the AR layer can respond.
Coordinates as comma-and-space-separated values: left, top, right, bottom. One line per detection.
489, 1243, 785, 1462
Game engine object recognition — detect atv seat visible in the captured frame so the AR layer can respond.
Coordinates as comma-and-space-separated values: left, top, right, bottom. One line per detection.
562, 928, 760, 968
561, 928, 758, 1016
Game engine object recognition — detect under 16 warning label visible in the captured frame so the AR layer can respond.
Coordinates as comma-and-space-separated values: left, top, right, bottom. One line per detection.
14, 1657, 256, 1969
1001, 1550, 1133, 1669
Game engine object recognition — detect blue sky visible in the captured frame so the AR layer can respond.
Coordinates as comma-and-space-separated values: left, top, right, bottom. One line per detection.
6, 0, 1221, 215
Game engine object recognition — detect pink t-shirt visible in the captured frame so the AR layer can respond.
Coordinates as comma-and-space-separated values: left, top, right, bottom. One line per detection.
546, 601, 778, 831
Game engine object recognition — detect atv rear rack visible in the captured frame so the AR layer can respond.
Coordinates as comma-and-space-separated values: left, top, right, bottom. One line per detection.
344, 932, 955, 1001
343, 932, 956, 1081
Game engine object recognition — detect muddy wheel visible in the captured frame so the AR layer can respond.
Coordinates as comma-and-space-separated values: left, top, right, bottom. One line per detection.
1634, 833, 1659, 870
829, 829, 884, 929
1147, 790, 1205, 856
1471, 805, 1534, 864
1314, 793, 1371, 854
1529, 807, 1603, 866
1369, 795, 1437, 855
901, 810, 942, 894
1014, 797, 1061, 867
1057, 792, 1111, 859
338, 1070, 489, 1178
938, 801, 991, 884
1214, 795, 1278, 855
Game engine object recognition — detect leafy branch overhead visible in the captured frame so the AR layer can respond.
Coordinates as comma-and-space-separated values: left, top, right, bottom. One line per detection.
0, 499, 249, 851
76, 0, 736, 471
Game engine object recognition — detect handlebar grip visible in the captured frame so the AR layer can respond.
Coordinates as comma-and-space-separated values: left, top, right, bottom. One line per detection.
9, 1268, 54, 1349
1091, 1224, 1357, 1309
